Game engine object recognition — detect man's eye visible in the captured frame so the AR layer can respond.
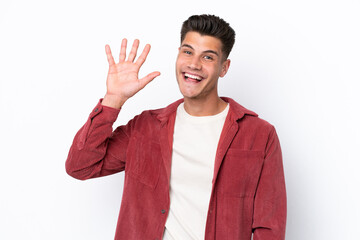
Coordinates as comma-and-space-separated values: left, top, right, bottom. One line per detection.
184, 50, 192, 55
204, 55, 213, 60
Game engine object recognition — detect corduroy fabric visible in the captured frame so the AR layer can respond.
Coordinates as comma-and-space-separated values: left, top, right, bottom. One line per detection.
66, 97, 286, 240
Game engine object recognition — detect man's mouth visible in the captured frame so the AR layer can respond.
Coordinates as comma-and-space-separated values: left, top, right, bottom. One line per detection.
184, 73, 204, 82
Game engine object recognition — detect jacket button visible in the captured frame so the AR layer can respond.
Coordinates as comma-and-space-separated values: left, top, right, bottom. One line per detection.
94, 108, 99, 112
161, 209, 166, 214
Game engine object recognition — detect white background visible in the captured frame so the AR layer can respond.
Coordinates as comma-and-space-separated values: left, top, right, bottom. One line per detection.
1, 0, 359, 239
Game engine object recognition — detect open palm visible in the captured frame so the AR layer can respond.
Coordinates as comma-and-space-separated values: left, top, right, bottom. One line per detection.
103, 39, 160, 108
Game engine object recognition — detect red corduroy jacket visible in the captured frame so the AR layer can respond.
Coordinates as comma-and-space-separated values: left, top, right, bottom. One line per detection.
66, 97, 286, 240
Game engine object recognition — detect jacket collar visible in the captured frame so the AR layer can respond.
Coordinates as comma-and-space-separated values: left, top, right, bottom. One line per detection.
156, 97, 258, 123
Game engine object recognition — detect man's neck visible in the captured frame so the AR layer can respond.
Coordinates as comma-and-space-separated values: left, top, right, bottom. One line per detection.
183, 96, 228, 117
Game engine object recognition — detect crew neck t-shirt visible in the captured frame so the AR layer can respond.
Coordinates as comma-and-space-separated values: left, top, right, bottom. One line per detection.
163, 103, 229, 240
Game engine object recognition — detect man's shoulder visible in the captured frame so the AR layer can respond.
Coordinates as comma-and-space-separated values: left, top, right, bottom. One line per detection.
132, 99, 183, 123
149, 99, 183, 117
224, 97, 275, 130
223, 97, 257, 117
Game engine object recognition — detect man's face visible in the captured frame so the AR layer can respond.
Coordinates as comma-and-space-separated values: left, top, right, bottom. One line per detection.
176, 31, 230, 101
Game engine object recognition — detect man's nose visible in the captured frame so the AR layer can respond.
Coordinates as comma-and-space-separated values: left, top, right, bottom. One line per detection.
188, 56, 202, 70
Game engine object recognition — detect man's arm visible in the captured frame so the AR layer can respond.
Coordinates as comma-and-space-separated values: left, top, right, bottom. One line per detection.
65, 101, 124, 180
252, 127, 287, 239
65, 39, 160, 180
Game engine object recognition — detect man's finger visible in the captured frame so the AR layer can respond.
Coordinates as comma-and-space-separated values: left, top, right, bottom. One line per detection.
135, 44, 151, 67
105, 44, 116, 66
127, 39, 139, 62
119, 38, 127, 63
139, 71, 161, 89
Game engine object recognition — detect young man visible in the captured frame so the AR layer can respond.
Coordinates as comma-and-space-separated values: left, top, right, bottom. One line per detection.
66, 15, 286, 240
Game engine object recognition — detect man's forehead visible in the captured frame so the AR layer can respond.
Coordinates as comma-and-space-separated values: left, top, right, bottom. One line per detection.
181, 31, 223, 53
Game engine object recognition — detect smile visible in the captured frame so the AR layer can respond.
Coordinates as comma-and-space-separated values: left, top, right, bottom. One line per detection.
184, 72, 204, 82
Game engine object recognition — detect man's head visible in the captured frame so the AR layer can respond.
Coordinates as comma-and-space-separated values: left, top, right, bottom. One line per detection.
176, 15, 235, 103
180, 14, 235, 61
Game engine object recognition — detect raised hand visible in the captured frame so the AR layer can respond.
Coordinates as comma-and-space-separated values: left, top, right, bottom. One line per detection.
102, 39, 160, 109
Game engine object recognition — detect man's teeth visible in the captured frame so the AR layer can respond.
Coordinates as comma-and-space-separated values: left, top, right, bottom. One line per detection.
185, 73, 203, 81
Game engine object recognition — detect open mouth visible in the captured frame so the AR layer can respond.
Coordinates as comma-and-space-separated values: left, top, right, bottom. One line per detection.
184, 73, 203, 82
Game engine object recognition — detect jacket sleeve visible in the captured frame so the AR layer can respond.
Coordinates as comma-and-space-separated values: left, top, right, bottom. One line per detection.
65, 100, 131, 180
252, 127, 287, 240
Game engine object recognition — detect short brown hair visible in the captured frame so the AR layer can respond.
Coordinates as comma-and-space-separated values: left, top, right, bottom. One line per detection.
180, 14, 236, 60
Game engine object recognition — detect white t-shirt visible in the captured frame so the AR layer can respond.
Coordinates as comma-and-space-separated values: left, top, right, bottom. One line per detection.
163, 103, 229, 240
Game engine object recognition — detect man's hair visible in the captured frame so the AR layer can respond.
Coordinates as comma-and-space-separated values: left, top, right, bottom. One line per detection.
180, 14, 236, 60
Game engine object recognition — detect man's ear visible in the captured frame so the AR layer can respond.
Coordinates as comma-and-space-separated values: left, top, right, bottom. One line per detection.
220, 59, 231, 77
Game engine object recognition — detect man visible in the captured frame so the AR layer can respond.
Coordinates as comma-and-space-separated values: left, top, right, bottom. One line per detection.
66, 14, 286, 240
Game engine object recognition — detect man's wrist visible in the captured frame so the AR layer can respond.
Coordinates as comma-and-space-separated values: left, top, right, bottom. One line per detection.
101, 94, 127, 109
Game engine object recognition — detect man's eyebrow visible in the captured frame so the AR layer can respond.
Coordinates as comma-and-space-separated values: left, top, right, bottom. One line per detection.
203, 49, 219, 56
180, 44, 219, 56
180, 44, 194, 50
